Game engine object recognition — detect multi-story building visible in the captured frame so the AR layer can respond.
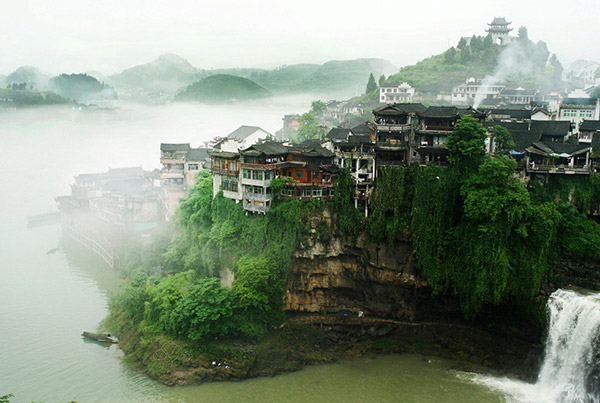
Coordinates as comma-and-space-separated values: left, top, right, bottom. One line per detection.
239, 142, 289, 214
380, 83, 415, 103
415, 106, 486, 164
373, 103, 426, 167
452, 78, 505, 106
559, 98, 600, 133
210, 151, 241, 200
579, 120, 600, 145
159, 143, 210, 219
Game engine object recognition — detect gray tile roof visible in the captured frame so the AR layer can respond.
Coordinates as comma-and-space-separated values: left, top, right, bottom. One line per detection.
161, 143, 190, 152
227, 125, 271, 140
530, 121, 571, 136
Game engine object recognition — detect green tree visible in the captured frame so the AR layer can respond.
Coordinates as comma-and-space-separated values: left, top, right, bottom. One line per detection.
365, 73, 377, 94
309, 100, 326, 117
446, 115, 487, 175
297, 112, 323, 141
379, 74, 386, 86
232, 256, 284, 311
483, 34, 493, 49
444, 47, 457, 64
172, 277, 233, 340
457, 37, 467, 49
591, 87, 600, 100
493, 125, 515, 151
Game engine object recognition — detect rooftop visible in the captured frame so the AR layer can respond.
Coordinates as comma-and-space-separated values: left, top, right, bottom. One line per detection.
227, 125, 271, 141
580, 120, 600, 132
160, 143, 190, 152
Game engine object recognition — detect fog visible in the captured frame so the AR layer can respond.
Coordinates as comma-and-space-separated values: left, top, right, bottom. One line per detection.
2, 0, 598, 75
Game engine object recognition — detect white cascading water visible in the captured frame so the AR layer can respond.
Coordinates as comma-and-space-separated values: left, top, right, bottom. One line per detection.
469, 289, 600, 403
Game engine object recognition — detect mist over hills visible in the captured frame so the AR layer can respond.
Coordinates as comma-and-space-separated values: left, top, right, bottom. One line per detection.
3, 66, 50, 90
175, 74, 272, 103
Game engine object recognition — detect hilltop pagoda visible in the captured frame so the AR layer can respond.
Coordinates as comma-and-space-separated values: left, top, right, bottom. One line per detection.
486, 17, 513, 45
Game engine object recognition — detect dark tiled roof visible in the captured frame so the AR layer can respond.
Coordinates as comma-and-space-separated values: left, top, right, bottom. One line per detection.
351, 123, 373, 135
484, 121, 530, 131
347, 135, 372, 145
530, 142, 590, 155
161, 143, 190, 152
187, 148, 210, 161
562, 98, 597, 107
227, 125, 271, 140
483, 108, 531, 120
241, 141, 289, 156
421, 106, 484, 119
296, 139, 324, 148
325, 127, 350, 140
373, 103, 426, 115
210, 151, 239, 159
580, 120, 600, 132
500, 88, 537, 96
489, 17, 511, 25
510, 130, 541, 152
530, 121, 571, 136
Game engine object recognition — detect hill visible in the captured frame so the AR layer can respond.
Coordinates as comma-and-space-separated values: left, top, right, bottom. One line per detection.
0, 87, 71, 107
3, 66, 50, 90
175, 74, 272, 103
49, 73, 117, 103
109, 54, 202, 95
385, 32, 563, 92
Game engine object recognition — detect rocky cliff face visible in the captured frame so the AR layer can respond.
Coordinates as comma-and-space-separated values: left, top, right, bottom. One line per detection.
283, 209, 460, 320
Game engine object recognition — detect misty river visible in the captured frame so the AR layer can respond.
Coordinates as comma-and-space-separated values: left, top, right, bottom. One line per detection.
0, 100, 507, 402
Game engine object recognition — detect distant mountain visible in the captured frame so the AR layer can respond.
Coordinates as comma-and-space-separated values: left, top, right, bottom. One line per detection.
109, 54, 201, 94
298, 58, 397, 96
175, 74, 271, 103
3, 66, 50, 90
49, 73, 117, 103
0, 87, 71, 107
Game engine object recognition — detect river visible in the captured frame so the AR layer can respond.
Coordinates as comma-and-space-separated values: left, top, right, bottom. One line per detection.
0, 100, 559, 402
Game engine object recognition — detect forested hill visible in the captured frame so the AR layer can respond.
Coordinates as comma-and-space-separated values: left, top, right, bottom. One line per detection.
49, 73, 117, 103
385, 29, 564, 91
174, 74, 272, 103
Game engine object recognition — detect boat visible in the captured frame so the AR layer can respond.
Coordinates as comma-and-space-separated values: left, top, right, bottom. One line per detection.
82, 331, 119, 343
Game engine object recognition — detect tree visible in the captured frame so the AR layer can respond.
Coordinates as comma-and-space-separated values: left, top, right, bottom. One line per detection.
457, 37, 467, 49
297, 112, 323, 141
470, 35, 483, 53
365, 73, 377, 94
444, 47, 457, 64
379, 74, 386, 86
309, 100, 326, 117
483, 34, 493, 49
591, 87, 600, 100
172, 277, 233, 340
518, 26, 529, 42
493, 125, 515, 151
447, 115, 487, 175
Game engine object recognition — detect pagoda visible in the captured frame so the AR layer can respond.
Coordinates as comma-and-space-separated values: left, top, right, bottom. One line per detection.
486, 17, 513, 45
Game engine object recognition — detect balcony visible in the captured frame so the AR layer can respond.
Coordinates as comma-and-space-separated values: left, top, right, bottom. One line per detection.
211, 167, 239, 176
241, 177, 273, 187
376, 124, 412, 132
243, 201, 270, 214
527, 165, 590, 175
242, 192, 274, 202
422, 125, 454, 132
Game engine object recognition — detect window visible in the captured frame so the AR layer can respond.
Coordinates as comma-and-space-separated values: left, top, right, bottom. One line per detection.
252, 171, 263, 180
264, 170, 272, 180
188, 164, 199, 170
243, 169, 250, 179
295, 170, 304, 179
222, 179, 238, 192
311, 171, 319, 181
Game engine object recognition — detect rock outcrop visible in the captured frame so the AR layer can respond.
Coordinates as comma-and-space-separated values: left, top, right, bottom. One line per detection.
284, 210, 460, 321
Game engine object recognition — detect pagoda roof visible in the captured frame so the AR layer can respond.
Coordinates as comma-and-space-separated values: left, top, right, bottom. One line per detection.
488, 17, 511, 26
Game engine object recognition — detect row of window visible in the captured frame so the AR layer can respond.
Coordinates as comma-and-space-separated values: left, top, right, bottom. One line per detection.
222, 179, 238, 192
242, 169, 275, 180
563, 110, 593, 118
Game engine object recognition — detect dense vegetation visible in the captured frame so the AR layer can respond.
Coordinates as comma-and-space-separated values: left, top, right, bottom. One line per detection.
108, 172, 325, 344
0, 87, 71, 106
175, 74, 272, 103
386, 28, 563, 91
109, 116, 600, 354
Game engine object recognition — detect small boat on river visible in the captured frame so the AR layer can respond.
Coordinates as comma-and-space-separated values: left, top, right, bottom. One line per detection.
82, 331, 119, 343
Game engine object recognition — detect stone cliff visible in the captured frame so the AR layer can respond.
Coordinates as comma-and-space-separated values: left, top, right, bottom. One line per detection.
284, 209, 460, 321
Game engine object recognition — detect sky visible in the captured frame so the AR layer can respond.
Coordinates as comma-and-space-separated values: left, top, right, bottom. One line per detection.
1, 0, 599, 76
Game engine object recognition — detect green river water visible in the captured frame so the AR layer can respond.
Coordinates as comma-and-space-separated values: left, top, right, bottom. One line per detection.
0, 103, 510, 402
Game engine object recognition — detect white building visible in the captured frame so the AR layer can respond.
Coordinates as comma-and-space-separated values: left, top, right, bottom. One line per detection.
214, 125, 272, 153
452, 77, 505, 106
379, 83, 415, 103
559, 98, 600, 133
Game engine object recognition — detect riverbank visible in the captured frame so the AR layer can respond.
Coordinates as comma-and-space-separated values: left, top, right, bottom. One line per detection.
108, 312, 542, 386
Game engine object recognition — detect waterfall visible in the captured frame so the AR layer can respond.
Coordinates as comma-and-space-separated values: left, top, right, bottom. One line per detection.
471, 289, 600, 403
